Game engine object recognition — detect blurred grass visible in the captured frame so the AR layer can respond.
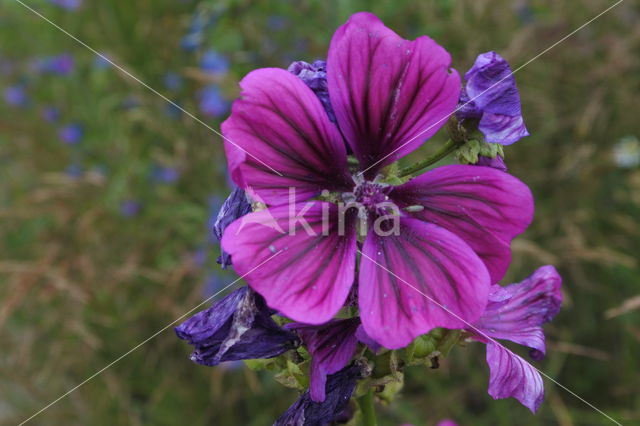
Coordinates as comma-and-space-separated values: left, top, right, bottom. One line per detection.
1, 0, 639, 425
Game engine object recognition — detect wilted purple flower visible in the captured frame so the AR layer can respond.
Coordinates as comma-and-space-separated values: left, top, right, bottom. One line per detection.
199, 85, 227, 117
47, 0, 82, 10
120, 199, 141, 217
163, 72, 183, 90
287, 318, 380, 402
200, 50, 229, 74
468, 265, 562, 412
220, 12, 533, 349
41, 106, 60, 123
175, 286, 299, 366
32, 53, 75, 75
288, 60, 335, 123
4, 85, 28, 107
457, 52, 528, 145
274, 365, 360, 426
58, 123, 83, 144
476, 155, 508, 172
213, 187, 251, 268
150, 165, 180, 184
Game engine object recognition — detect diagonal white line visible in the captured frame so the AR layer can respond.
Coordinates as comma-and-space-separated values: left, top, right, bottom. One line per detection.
17, 250, 283, 425
12, 0, 283, 178
357, 249, 622, 425
358, 0, 625, 177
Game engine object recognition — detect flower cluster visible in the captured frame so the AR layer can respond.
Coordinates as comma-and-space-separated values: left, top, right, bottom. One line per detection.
176, 12, 562, 424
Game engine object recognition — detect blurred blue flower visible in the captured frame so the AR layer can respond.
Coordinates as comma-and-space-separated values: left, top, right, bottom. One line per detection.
122, 96, 140, 109
93, 53, 113, 70
165, 102, 182, 118
267, 15, 288, 31
181, 9, 217, 51
202, 271, 230, 298
207, 195, 223, 244
41, 106, 60, 123
32, 53, 75, 76
58, 123, 83, 145
47, 0, 82, 10
3, 85, 28, 107
163, 72, 183, 90
65, 163, 83, 179
199, 85, 227, 117
150, 165, 180, 184
200, 50, 229, 74
120, 199, 141, 217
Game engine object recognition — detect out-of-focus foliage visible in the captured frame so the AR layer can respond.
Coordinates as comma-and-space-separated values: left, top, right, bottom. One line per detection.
0, 0, 639, 425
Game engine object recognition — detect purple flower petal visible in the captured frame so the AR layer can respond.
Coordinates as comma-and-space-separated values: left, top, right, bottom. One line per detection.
485, 342, 544, 413
355, 324, 382, 354
391, 164, 534, 283
359, 218, 490, 349
327, 12, 461, 176
175, 287, 299, 366
213, 186, 252, 269
221, 202, 357, 324
457, 52, 529, 145
475, 155, 508, 172
222, 68, 352, 205
274, 365, 360, 426
288, 318, 359, 402
474, 265, 562, 356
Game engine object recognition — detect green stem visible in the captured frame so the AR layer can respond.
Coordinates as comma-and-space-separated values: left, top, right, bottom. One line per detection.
398, 139, 462, 177
358, 389, 377, 426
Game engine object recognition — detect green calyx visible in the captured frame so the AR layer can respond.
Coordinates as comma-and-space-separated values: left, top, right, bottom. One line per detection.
455, 139, 505, 165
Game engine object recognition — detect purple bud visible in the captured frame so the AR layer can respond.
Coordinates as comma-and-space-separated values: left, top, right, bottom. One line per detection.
175, 287, 299, 366
41, 106, 60, 123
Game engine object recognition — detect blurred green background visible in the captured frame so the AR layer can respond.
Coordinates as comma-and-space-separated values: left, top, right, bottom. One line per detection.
1, 0, 639, 425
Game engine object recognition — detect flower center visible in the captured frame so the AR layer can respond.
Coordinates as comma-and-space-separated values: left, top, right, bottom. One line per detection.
341, 178, 393, 217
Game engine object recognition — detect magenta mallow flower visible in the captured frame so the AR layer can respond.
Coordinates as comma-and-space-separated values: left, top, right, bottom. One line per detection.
287, 318, 378, 402
468, 265, 562, 412
175, 286, 299, 366
457, 52, 529, 145
220, 12, 533, 350
274, 364, 360, 426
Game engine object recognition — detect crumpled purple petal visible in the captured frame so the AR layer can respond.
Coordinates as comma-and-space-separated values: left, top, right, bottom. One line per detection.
274, 365, 360, 426
475, 155, 508, 172
485, 342, 544, 413
175, 287, 299, 366
457, 52, 529, 145
287, 318, 360, 402
473, 265, 562, 356
468, 266, 562, 413
288, 60, 336, 123
213, 186, 252, 268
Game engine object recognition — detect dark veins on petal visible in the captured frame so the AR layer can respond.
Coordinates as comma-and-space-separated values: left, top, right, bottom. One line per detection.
213, 186, 252, 268
288, 60, 336, 123
274, 365, 360, 426
175, 287, 299, 366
